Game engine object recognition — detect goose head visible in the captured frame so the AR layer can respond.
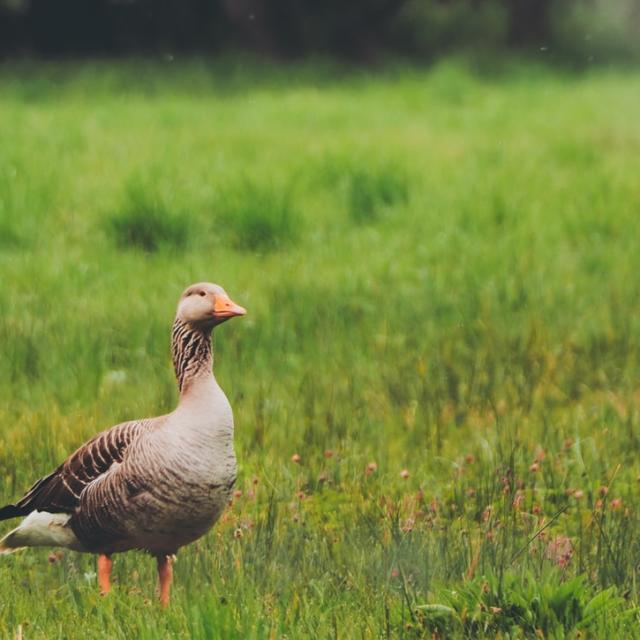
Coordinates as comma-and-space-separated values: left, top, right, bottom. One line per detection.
176, 282, 246, 329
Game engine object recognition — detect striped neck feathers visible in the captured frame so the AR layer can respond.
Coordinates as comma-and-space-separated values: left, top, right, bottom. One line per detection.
171, 318, 213, 393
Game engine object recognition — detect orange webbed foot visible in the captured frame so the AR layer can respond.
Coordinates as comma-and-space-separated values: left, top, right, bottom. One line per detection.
156, 555, 174, 608
97, 554, 113, 596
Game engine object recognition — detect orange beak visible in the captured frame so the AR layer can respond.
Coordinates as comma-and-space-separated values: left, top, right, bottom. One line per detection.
213, 295, 247, 320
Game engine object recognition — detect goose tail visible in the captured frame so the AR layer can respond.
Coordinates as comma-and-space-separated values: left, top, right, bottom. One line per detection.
0, 511, 82, 554
0, 503, 27, 554
0, 528, 25, 554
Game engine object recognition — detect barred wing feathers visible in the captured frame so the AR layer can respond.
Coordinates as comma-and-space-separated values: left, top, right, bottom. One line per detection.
0, 420, 150, 520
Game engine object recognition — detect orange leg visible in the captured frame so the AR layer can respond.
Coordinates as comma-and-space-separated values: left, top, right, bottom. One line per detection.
97, 554, 113, 596
156, 555, 174, 608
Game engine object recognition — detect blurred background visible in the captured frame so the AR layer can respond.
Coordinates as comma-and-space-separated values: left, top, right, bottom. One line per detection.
1, 0, 639, 64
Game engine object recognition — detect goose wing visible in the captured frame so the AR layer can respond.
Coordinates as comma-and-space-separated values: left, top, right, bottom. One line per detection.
0, 420, 150, 520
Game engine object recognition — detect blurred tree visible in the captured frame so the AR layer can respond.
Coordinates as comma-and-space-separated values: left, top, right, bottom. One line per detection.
0, 0, 27, 54
28, 0, 115, 54
219, 0, 410, 58
0, 0, 638, 60
505, 0, 554, 45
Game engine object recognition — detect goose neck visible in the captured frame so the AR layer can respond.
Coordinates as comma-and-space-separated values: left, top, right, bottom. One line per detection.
171, 318, 213, 395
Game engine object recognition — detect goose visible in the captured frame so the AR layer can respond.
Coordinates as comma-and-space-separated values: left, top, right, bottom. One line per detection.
0, 282, 246, 607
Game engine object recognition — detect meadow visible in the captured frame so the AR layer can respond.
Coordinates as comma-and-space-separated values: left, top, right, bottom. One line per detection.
1, 57, 640, 638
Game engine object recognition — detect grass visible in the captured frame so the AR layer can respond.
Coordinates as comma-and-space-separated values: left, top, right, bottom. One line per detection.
308, 154, 410, 224
346, 163, 408, 224
109, 173, 191, 252
416, 572, 629, 636
1, 57, 640, 637
216, 179, 299, 252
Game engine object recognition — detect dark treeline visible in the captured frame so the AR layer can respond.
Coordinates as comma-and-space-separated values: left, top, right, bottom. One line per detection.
0, 0, 638, 60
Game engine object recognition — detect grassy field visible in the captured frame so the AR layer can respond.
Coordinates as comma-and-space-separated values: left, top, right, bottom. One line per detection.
1, 57, 640, 638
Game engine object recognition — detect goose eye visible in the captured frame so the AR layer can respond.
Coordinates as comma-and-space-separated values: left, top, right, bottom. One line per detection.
199, 291, 206, 297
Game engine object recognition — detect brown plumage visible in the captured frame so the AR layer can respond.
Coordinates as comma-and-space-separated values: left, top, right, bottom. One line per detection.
0, 282, 246, 606
1, 420, 147, 518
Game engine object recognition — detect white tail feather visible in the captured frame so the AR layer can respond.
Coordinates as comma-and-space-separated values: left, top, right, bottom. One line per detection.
0, 511, 83, 553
